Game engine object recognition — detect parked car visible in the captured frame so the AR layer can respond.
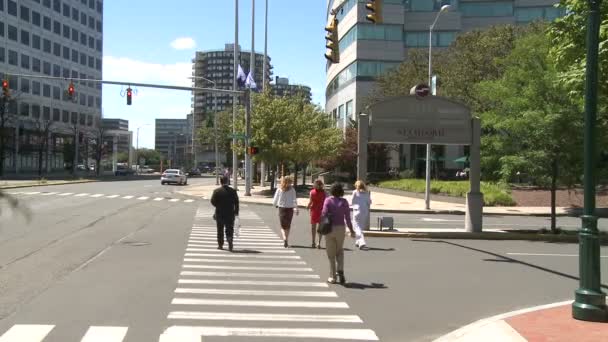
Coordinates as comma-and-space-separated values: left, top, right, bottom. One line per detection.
188, 168, 201, 177
161, 169, 188, 185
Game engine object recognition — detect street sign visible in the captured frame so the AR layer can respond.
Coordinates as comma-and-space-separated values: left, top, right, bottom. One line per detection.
229, 133, 247, 140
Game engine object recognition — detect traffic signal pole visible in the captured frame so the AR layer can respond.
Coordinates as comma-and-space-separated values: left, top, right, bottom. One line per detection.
244, 0, 255, 197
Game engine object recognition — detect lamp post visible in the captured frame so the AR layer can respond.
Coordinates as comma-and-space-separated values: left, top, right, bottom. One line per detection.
573, 0, 608, 322
233, 0, 239, 190
425, 4, 451, 210
135, 124, 149, 174
190, 76, 220, 185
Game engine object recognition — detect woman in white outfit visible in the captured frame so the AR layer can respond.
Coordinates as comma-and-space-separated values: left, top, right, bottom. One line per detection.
350, 180, 371, 250
272, 176, 299, 248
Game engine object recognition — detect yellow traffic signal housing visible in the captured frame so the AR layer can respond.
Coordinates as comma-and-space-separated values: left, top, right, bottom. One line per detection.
366, 0, 383, 24
324, 17, 340, 64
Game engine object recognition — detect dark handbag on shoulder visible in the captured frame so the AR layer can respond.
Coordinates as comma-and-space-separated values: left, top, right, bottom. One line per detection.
318, 215, 332, 235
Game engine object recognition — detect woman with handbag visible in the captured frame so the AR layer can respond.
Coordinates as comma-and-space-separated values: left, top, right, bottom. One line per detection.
350, 180, 371, 250
272, 176, 299, 248
307, 179, 326, 249
321, 183, 356, 284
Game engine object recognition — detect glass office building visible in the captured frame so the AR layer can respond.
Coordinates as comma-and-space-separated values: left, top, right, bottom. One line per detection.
325, 0, 561, 172
0, 0, 103, 173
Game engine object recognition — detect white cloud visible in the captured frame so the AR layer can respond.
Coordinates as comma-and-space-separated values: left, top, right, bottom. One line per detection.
170, 37, 196, 50
103, 56, 192, 87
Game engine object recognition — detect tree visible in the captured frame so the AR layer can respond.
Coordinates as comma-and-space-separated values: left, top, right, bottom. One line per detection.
136, 148, 162, 166
197, 109, 236, 166
0, 96, 18, 176
476, 31, 583, 232
89, 123, 107, 176
117, 151, 129, 163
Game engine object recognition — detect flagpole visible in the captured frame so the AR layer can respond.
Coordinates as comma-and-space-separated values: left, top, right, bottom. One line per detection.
260, 0, 268, 187
244, 0, 255, 196
232, 0, 239, 190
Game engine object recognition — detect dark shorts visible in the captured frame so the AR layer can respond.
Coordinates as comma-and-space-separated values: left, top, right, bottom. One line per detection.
278, 207, 294, 229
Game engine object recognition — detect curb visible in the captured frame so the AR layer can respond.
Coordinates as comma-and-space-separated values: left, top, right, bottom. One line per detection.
432, 300, 572, 342
0, 180, 98, 189
361, 230, 600, 243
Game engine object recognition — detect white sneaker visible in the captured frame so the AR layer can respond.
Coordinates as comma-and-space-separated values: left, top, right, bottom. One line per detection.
327, 277, 337, 284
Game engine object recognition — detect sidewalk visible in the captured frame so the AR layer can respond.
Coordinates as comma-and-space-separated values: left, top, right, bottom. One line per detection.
178, 183, 576, 217
434, 300, 608, 342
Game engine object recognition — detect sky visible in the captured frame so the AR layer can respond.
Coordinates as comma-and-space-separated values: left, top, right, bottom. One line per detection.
102, 0, 328, 149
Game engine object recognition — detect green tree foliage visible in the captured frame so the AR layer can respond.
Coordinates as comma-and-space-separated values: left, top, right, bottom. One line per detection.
477, 31, 583, 230
136, 148, 162, 166
197, 109, 240, 166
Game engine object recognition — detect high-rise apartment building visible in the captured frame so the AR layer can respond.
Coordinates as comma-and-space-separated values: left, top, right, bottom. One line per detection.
1, 0, 104, 173
325, 0, 561, 172
191, 44, 272, 164
271, 76, 312, 102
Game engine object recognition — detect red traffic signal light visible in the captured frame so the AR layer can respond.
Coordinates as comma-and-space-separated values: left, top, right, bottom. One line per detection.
248, 146, 259, 155
68, 82, 75, 99
126, 87, 132, 105
2, 79, 9, 97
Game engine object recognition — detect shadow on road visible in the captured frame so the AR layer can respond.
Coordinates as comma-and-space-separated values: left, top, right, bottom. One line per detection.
343, 282, 388, 290
361, 247, 396, 252
230, 249, 262, 254
414, 239, 608, 290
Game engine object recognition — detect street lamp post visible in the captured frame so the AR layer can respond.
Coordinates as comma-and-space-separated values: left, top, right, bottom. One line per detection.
425, 4, 451, 210
190, 76, 220, 185
135, 124, 149, 174
573, 0, 608, 322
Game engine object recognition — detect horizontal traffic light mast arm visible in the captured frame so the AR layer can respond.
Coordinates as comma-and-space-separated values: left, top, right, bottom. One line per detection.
3, 73, 244, 95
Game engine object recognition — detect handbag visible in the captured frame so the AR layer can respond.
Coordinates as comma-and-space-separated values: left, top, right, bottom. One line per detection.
318, 215, 332, 235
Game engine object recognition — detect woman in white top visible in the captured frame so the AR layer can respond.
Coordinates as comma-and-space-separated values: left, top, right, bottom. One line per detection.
272, 176, 299, 247
350, 180, 371, 250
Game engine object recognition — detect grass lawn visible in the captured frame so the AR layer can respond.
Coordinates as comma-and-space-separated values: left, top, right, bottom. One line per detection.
377, 179, 515, 206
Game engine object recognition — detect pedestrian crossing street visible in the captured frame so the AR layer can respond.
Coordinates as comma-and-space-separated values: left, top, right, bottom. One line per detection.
4, 191, 196, 204
159, 205, 379, 341
0, 205, 379, 341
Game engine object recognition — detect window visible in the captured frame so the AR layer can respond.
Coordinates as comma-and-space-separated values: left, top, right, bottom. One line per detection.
43, 39, 51, 53
53, 108, 60, 121
63, 24, 70, 38
81, 13, 87, 25
43, 106, 51, 120
81, 32, 87, 45
0, 47, 4, 63
43, 0, 51, 8
339, 24, 403, 51
515, 6, 565, 23
53, 86, 60, 100
7, 0, 16, 16
460, 2, 513, 17
72, 49, 79, 62
88, 95, 94, 107
346, 100, 353, 120
20, 103, 30, 117
33, 58, 41, 72
63, 46, 70, 60
43, 16, 51, 30
406, 0, 456, 11
88, 36, 94, 49
0, 0, 3, 11
8, 25, 17, 41
21, 54, 30, 69
32, 11, 41, 26
80, 52, 87, 66
72, 8, 79, 21
71, 112, 77, 124
63, 3, 70, 17
405, 31, 456, 47
88, 15, 95, 29
33, 81, 41, 95
43, 84, 51, 97
53, 0, 61, 13
0, 21, 3, 37
79, 113, 86, 125
32, 105, 41, 119
53, 42, 61, 56
96, 1, 102, 14
96, 97, 101, 108
20, 5, 30, 22
8, 50, 18, 65
43, 61, 51, 75
62, 67, 70, 78
96, 39, 102, 51
96, 20, 102, 33
89, 0, 94, 9
95, 58, 102, 71
53, 64, 61, 77
20, 30, 30, 46
338, 104, 344, 120
53, 20, 61, 35
88, 56, 94, 68
79, 94, 86, 105
87, 114, 93, 126
62, 110, 69, 123
32, 34, 40, 49
21, 78, 30, 93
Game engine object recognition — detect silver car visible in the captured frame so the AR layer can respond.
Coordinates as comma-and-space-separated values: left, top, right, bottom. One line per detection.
161, 169, 188, 185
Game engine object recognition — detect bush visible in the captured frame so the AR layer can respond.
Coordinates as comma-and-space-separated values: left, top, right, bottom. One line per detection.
377, 179, 515, 206
399, 169, 415, 179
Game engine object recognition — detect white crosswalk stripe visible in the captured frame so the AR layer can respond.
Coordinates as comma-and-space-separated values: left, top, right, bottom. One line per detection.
0, 325, 129, 342
160, 205, 379, 341
7, 191, 191, 205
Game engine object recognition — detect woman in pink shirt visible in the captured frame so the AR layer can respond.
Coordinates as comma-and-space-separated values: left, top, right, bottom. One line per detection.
321, 183, 355, 284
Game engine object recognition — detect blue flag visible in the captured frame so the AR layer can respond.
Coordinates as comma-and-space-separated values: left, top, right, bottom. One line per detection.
237, 65, 247, 87
245, 72, 257, 90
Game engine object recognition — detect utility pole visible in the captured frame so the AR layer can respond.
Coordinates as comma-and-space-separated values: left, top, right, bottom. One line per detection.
244, 0, 255, 196
260, 0, 268, 187
232, 0, 239, 190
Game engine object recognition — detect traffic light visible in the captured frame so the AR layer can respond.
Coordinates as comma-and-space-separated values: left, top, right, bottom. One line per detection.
365, 0, 383, 24
67, 82, 75, 100
248, 146, 259, 155
2, 79, 10, 98
324, 16, 339, 64
126, 87, 132, 105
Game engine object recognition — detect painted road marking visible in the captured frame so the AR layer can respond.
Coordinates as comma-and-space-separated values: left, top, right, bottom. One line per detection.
137, 196, 149, 200
507, 253, 608, 258
23, 191, 41, 195
154, 197, 164, 201
171, 298, 348, 308
106, 195, 120, 198
189, 237, 283, 242
186, 247, 295, 254
183, 258, 305, 265
167, 311, 362, 323
75, 193, 90, 197
184, 253, 300, 259
161, 326, 378, 340
58, 192, 74, 196
182, 264, 313, 271
180, 271, 318, 279
41, 192, 59, 196
188, 241, 283, 247
90, 194, 105, 198
174, 288, 337, 297
122, 195, 134, 199
81, 326, 128, 342
0, 324, 54, 342
184, 199, 195, 203
178, 279, 328, 287
169, 199, 180, 202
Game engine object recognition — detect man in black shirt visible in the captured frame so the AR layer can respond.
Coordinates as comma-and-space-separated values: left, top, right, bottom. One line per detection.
210, 176, 239, 251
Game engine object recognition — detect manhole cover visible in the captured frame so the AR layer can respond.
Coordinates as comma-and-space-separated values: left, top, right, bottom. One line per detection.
121, 241, 150, 247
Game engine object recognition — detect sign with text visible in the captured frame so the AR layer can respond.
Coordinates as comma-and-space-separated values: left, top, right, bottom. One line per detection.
369, 96, 472, 145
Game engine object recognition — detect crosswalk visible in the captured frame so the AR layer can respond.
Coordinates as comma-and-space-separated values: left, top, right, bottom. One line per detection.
159, 205, 379, 341
0, 325, 129, 342
5, 191, 196, 204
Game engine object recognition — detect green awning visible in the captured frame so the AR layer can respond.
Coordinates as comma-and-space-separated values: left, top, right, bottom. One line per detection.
453, 156, 469, 163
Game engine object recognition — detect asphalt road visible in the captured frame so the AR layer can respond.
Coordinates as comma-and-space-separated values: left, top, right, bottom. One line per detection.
0, 177, 606, 341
